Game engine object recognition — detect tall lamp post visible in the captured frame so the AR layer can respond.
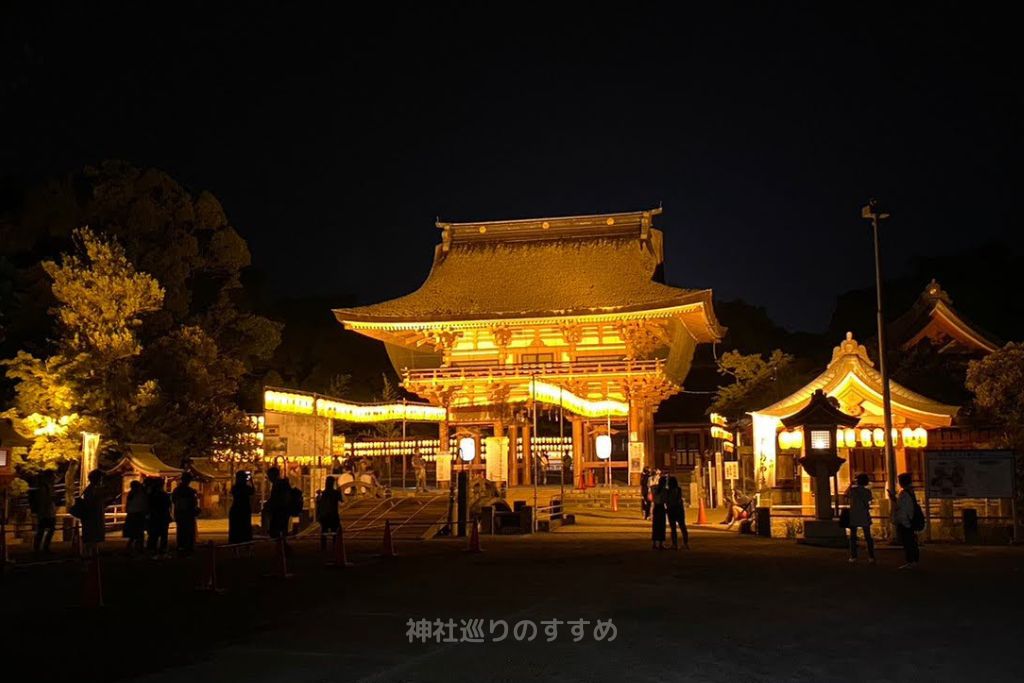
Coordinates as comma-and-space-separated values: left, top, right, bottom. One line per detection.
861, 199, 898, 518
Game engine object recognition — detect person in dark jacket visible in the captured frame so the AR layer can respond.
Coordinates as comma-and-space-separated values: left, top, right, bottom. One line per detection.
639, 468, 652, 520
146, 477, 172, 558
78, 469, 107, 557
665, 476, 689, 550
265, 466, 291, 539
171, 473, 200, 555
122, 479, 148, 556
229, 470, 255, 544
317, 476, 344, 552
32, 470, 58, 555
893, 472, 920, 569
651, 477, 667, 550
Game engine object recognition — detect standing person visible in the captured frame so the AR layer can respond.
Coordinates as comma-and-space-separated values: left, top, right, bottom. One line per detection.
316, 476, 343, 552
666, 476, 689, 550
893, 472, 921, 569
171, 473, 200, 555
539, 452, 549, 485
639, 467, 652, 520
265, 466, 292, 540
146, 478, 171, 558
31, 470, 57, 556
228, 471, 254, 544
846, 473, 875, 563
412, 451, 428, 493
123, 480, 149, 556
78, 469, 107, 557
651, 476, 667, 550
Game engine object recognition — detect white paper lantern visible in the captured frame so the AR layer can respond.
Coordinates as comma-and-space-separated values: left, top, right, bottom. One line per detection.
595, 434, 612, 460
459, 436, 476, 462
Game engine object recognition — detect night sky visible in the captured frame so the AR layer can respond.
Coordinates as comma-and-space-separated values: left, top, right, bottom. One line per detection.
2, 3, 1020, 332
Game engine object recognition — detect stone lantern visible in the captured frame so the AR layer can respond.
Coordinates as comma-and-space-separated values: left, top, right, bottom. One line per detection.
781, 390, 859, 546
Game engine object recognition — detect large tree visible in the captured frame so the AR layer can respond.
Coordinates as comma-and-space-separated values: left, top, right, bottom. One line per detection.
966, 343, 1024, 525
710, 349, 815, 418
1, 162, 281, 460
3, 228, 164, 468
966, 343, 1024, 449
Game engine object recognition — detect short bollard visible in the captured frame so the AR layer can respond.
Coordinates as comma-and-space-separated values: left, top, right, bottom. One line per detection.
381, 520, 397, 558
466, 518, 483, 554
82, 555, 104, 608
197, 541, 222, 592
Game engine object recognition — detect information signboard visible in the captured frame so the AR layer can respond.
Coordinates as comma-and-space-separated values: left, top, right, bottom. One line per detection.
924, 450, 1015, 499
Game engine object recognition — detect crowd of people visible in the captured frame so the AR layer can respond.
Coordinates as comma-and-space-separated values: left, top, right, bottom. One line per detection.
29, 460, 924, 569
638, 465, 924, 568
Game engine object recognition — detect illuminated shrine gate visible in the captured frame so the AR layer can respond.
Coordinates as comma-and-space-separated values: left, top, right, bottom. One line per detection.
333, 209, 724, 486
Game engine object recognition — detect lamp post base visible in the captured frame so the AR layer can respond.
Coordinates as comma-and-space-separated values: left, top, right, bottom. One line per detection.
798, 520, 848, 548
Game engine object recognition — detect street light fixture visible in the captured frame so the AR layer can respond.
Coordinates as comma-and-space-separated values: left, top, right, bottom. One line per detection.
861, 199, 898, 529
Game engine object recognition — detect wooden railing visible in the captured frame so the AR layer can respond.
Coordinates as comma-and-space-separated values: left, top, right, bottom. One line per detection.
404, 359, 665, 383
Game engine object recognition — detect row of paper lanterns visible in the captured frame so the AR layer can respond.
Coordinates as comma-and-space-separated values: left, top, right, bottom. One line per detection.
778, 426, 928, 451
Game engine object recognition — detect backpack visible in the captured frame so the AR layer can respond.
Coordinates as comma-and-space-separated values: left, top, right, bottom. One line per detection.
911, 496, 926, 532
288, 486, 304, 517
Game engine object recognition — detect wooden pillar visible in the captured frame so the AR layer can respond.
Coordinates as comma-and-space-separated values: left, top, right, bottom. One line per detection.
571, 417, 584, 488
438, 420, 450, 451
508, 422, 519, 486
582, 419, 593, 485
521, 424, 532, 486
895, 445, 908, 478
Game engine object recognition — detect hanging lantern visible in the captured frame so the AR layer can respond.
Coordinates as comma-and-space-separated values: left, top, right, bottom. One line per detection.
859, 429, 872, 447
844, 428, 856, 448
872, 428, 885, 448
835, 429, 845, 449
459, 436, 476, 462
595, 434, 612, 460
914, 427, 928, 448
902, 427, 914, 447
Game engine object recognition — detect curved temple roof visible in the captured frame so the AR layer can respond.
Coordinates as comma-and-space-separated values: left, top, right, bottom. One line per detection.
890, 279, 1001, 355
333, 209, 724, 341
754, 332, 959, 428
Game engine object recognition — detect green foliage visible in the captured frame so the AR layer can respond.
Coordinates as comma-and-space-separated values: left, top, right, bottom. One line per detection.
891, 342, 972, 407
372, 373, 404, 438
0, 161, 281, 411
140, 325, 254, 462
3, 228, 163, 466
966, 343, 1024, 449
711, 349, 808, 417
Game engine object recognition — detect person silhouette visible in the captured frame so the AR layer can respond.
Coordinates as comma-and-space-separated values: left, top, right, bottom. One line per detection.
317, 476, 344, 552
171, 473, 200, 555
666, 476, 689, 550
229, 471, 255, 545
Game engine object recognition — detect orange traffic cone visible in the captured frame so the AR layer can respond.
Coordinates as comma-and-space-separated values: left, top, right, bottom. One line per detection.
697, 495, 708, 525
197, 541, 222, 592
82, 555, 104, 608
466, 518, 483, 553
381, 520, 396, 558
331, 527, 353, 568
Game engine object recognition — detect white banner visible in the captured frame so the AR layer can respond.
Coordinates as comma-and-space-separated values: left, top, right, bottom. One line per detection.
435, 452, 452, 483
484, 436, 509, 482
724, 461, 739, 481
628, 441, 644, 480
